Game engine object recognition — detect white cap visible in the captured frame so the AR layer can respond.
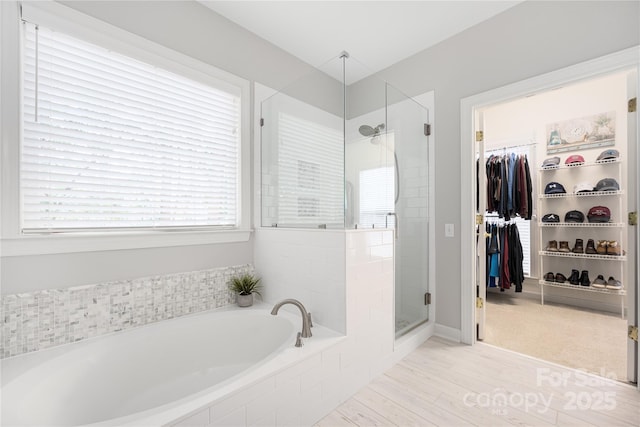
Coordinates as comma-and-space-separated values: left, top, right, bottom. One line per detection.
574, 182, 593, 193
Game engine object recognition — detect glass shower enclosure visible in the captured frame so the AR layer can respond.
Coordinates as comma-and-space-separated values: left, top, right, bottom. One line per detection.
261, 53, 430, 337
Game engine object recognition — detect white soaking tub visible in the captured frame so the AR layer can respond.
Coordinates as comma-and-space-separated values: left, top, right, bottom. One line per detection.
1, 305, 341, 426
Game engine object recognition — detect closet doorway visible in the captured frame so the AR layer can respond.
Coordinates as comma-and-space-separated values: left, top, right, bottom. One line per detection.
463, 52, 639, 387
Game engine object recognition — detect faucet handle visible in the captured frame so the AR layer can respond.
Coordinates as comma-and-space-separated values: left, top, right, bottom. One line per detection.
295, 332, 303, 347
307, 312, 313, 328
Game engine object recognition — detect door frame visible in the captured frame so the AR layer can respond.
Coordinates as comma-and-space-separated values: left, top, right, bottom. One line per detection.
475, 111, 486, 341
460, 46, 640, 385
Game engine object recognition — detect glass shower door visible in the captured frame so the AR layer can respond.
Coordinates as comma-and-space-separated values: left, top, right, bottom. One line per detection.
386, 84, 430, 337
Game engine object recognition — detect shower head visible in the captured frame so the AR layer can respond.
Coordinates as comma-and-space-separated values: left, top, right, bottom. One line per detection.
358, 125, 376, 137
358, 123, 385, 138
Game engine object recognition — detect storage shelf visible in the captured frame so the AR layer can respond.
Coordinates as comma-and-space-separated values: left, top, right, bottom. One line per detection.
539, 250, 626, 261
539, 157, 621, 171
537, 149, 625, 319
539, 280, 626, 295
538, 222, 624, 228
540, 190, 623, 199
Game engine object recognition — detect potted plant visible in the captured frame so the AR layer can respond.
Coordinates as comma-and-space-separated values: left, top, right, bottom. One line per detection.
228, 273, 262, 307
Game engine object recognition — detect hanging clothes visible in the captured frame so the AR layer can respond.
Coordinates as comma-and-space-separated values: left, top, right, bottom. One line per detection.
485, 153, 533, 220
486, 223, 500, 288
485, 220, 524, 292
483, 146, 530, 294
499, 225, 511, 290
508, 224, 525, 292
507, 152, 517, 214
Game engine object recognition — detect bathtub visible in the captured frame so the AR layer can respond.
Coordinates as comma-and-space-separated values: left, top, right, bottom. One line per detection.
1, 305, 342, 426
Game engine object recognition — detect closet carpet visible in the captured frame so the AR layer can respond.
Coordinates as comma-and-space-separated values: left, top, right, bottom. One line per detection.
485, 291, 627, 381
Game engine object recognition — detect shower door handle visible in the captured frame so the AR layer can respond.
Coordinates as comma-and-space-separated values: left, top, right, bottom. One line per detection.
386, 212, 398, 240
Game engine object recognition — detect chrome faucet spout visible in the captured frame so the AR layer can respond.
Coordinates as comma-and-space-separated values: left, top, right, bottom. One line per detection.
270, 299, 312, 338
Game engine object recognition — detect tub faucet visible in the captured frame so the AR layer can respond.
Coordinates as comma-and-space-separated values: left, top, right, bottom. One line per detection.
270, 299, 312, 339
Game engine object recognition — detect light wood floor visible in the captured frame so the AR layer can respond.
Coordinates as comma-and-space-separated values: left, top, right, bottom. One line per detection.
315, 337, 639, 426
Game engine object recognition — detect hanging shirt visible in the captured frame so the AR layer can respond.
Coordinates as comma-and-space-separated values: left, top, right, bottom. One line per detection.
507, 153, 517, 213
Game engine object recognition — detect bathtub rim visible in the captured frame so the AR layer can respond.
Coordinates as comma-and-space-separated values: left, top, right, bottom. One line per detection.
1, 303, 344, 427
101, 304, 344, 426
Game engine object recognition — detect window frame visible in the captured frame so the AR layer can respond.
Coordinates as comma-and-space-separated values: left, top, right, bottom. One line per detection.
0, 1, 252, 256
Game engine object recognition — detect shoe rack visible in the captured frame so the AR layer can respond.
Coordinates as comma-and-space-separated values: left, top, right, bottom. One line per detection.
538, 157, 626, 318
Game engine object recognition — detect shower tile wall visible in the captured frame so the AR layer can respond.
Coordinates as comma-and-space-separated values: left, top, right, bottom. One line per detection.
396, 153, 429, 323
261, 172, 277, 226
0, 264, 253, 359
254, 228, 346, 333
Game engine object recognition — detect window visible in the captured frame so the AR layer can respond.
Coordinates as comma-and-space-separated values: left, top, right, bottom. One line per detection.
359, 167, 395, 228
21, 22, 242, 232
276, 113, 344, 226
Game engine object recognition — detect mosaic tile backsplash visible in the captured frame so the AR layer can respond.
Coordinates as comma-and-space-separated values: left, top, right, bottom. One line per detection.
0, 264, 254, 359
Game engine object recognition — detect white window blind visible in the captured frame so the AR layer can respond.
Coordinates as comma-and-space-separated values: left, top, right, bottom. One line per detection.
21, 23, 241, 232
359, 167, 394, 228
277, 113, 344, 226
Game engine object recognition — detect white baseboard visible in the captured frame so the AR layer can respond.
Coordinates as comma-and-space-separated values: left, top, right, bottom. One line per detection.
392, 321, 434, 365
434, 323, 461, 342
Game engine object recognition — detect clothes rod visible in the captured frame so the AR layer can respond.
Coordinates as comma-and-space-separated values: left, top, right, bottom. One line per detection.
485, 141, 536, 151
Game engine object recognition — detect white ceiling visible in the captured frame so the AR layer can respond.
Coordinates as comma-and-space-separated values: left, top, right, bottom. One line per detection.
200, 1, 523, 84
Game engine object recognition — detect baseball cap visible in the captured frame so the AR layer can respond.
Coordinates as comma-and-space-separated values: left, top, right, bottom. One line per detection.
541, 213, 560, 223
596, 149, 619, 162
564, 210, 585, 223
595, 178, 620, 192
587, 206, 611, 223
573, 182, 593, 193
544, 182, 566, 194
542, 157, 560, 168
565, 154, 585, 165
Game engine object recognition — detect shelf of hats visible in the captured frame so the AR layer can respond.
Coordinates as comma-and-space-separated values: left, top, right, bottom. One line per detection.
537, 145, 627, 318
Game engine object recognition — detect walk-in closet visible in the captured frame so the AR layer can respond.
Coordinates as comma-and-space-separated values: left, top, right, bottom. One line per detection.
476, 70, 636, 383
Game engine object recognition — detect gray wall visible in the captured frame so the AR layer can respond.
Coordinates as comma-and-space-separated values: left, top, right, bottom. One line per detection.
0, 0, 339, 295
2, 242, 253, 294
349, 0, 640, 330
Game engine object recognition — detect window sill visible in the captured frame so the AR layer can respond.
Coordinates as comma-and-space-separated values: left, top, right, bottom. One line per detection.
0, 229, 253, 257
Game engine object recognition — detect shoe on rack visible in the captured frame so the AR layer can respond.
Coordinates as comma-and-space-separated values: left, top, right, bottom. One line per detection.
544, 272, 555, 282
568, 269, 580, 285
571, 238, 584, 254
592, 275, 606, 288
579, 270, 590, 287
555, 273, 567, 283
585, 239, 597, 254
546, 240, 558, 252
596, 240, 608, 255
606, 277, 623, 290
558, 241, 571, 253
607, 240, 621, 256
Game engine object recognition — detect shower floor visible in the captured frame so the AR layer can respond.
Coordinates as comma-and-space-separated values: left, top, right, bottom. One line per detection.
395, 316, 427, 338
395, 318, 411, 332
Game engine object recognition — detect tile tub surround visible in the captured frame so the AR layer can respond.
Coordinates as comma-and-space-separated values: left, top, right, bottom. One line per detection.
0, 264, 254, 359
169, 230, 398, 426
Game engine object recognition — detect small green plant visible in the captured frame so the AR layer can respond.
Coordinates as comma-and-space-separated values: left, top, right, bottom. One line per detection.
228, 273, 262, 296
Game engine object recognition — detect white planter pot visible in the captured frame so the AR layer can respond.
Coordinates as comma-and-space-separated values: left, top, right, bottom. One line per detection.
236, 293, 254, 307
